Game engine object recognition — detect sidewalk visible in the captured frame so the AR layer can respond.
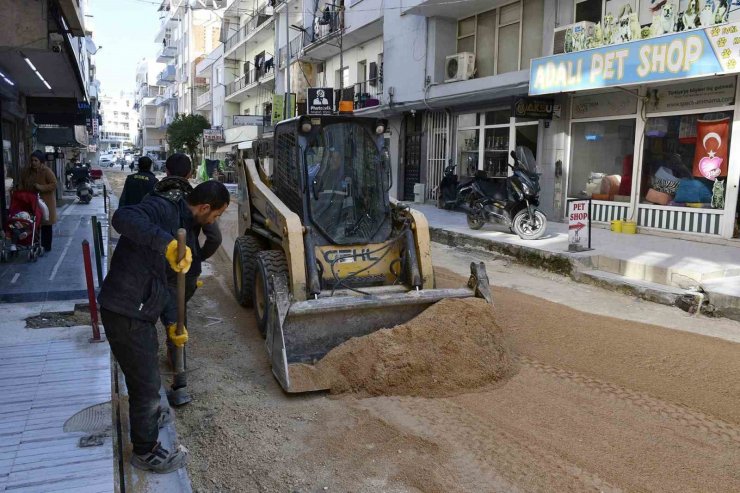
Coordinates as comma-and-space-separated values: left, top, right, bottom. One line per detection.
0, 186, 115, 493
409, 203, 740, 320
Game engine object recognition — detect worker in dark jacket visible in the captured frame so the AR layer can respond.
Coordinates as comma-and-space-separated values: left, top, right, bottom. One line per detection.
157, 154, 223, 395
98, 174, 229, 474
119, 156, 158, 207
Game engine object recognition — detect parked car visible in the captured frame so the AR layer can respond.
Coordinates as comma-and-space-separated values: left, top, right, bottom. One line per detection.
99, 155, 113, 167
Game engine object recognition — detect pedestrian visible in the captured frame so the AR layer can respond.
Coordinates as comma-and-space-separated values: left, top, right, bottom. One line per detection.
98, 171, 229, 474
120, 159, 125, 171
18, 150, 57, 252
157, 154, 223, 396
64, 157, 76, 189
129, 160, 135, 173
119, 156, 158, 207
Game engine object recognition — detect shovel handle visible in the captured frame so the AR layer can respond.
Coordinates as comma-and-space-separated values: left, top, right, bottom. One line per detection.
176, 228, 186, 337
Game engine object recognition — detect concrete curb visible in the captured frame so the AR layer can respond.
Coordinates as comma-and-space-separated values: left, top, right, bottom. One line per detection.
430, 227, 691, 309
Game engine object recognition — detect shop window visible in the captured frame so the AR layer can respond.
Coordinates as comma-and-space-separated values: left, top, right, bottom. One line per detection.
457, 16, 476, 54
569, 119, 636, 201
575, 0, 601, 23
521, 0, 544, 71
640, 113, 732, 210
457, 128, 479, 176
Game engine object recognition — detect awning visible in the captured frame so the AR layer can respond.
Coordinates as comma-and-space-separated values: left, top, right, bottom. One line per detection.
529, 21, 740, 96
216, 144, 235, 153
237, 140, 253, 150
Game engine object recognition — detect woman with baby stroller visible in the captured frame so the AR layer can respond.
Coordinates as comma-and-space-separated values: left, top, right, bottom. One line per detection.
17, 150, 57, 252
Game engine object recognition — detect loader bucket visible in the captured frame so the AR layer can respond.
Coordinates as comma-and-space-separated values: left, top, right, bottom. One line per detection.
265, 262, 493, 393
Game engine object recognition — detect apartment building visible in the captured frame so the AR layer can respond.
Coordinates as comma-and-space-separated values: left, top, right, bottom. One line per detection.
134, 59, 167, 158
153, 0, 223, 128
99, 92, 138, 151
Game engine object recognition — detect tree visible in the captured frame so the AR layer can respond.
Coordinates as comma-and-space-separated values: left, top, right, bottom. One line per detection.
166, 113, 210, 163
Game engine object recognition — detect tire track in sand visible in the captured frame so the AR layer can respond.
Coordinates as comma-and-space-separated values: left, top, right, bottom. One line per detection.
517, 356, 740, 445
358, 397, 622, 493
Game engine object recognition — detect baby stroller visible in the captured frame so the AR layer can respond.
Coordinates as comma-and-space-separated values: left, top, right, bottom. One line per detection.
1, 190, 44, 262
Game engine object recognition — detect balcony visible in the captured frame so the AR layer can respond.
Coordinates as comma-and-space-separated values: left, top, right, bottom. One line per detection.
156, 66, 176, 85
352, 79, 384, 110
156, 44, 178, 63
278, 35, 303, 68
224, 6, 274, 56
225, 65, 275, 103
196, 89, 212, 110
302, 10, 382, 61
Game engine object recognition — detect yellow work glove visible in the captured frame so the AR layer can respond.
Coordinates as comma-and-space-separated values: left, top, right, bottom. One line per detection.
165, 239, 192, 273
167, 323, 189, 347
196, 279, 203, 288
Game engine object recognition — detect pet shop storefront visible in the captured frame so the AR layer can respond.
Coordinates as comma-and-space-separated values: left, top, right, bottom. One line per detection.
530, 20, 740, 240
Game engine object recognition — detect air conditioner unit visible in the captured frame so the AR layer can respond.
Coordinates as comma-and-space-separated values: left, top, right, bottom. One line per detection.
445, 52, 475, 83
553, 21, 595, 54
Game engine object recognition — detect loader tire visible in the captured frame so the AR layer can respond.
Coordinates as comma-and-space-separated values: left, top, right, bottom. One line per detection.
233, 233, 267, 307
253, 250, 289, 338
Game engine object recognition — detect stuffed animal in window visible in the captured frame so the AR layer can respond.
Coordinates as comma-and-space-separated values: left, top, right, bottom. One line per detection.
682, 0, 700, 29
564, 27, 575, 53
712, 179, 725, 209
699, 3, 715, 26
591, 22, 604, 48
618, 5, 633, 42
715, 0, 729, 24
651, 2, 678, 36
602, 12, 616, 45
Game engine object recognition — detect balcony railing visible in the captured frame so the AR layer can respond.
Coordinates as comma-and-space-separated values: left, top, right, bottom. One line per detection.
156, 44, 177, 62
157, 66, 176, 84
226, 62, 275, 97
224, 5, 273, 53
197, 90, 212, 108
278, 35, 303, 68
304, 9, 342, 46
353, 79, 383, 109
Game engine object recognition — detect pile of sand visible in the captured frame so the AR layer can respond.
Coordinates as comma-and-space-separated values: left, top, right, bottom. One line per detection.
291, 297, 514, 398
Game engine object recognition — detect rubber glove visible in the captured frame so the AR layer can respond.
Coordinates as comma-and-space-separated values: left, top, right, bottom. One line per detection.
165, 239, 192, 273
196, 279, 203, 288
167, 323, 189, 347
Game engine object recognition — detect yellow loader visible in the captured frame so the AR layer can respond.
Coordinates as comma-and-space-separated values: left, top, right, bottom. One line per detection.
232, 115, 491, 392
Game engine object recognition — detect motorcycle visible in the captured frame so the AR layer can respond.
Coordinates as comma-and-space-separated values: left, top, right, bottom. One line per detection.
68, 167, 93, 204
441, 146, 547, 240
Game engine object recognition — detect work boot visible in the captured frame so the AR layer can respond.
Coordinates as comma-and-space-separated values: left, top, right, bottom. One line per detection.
157, 407, 173, 429
131, 442, 189, 474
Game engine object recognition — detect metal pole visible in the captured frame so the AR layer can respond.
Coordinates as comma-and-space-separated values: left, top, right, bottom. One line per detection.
103, 184, 107, 214
82, 240, 103, 342
91, 216, 103, 286
0, 99, 7, 229
96, 220, 105, 258
284, 5, 290, 121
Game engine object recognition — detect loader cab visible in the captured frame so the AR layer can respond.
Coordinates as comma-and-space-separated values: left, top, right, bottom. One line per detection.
270, 115, 392, 246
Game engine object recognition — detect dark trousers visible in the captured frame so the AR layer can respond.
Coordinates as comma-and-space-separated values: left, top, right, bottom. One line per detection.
160, 278, 197, 389
40, 224, 53, 251
101, 307, 161, 455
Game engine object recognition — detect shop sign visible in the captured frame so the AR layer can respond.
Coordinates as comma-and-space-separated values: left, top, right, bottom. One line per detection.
647, 76, 736, 113
567, 199, 592, 252
307, 88, 335, 115
232, 115, 266, 127
572, 90, 638, 119
529, 22, 740, 96
272, 93, 296, 125
512, 97, 557, 120
203, 128, 224, 142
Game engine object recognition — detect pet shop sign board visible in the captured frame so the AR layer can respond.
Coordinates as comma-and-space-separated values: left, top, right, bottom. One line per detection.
529, 22, 740, 95
567, 199, 592, 252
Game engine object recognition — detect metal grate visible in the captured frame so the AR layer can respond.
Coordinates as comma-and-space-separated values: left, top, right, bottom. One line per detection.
274, 126, 303, 215
425, 111, 450, 201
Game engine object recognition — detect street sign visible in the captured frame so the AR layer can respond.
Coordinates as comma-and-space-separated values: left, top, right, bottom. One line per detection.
567, 199, 592, 252
307, 87, 334, 115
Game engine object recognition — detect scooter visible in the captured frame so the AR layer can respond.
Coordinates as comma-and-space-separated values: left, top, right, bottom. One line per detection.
463, 146, 547, 240
70, 170, 93, 204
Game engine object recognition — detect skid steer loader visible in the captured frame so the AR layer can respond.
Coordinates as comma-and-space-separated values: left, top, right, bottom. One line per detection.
232, 115, 492, 392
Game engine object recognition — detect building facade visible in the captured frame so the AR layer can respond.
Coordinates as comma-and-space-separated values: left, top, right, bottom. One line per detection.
134, 59, 167, 158
99, 92, 138, 151
0, 0, 99, 224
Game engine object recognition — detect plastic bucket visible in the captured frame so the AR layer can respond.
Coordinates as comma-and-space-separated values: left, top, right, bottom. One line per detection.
622, 221, 637, 234
610, 220, 623, 233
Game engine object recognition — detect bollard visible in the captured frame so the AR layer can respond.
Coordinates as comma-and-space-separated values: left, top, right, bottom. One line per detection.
103, 185, 107, 214
91, 216, 103, 287
96, 221, 105, 258
82, 240, 104, 343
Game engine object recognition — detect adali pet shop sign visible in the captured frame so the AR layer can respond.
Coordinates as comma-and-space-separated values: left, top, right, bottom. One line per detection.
529, 21, 740, 95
